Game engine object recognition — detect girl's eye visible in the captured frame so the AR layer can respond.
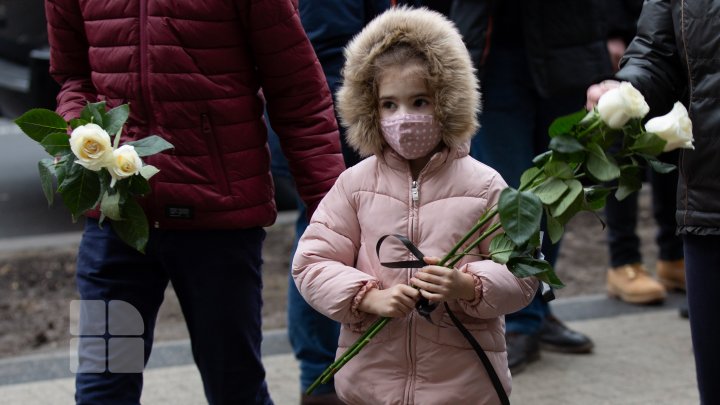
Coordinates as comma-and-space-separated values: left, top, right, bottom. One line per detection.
381, 101, 396, 110
414, 98, 430, 108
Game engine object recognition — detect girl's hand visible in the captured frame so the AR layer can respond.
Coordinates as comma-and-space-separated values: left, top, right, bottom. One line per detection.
357, 284, 420, 318
410, 256, 475, 302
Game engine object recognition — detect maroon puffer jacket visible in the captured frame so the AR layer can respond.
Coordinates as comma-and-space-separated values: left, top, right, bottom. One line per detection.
45, 0, 345, 229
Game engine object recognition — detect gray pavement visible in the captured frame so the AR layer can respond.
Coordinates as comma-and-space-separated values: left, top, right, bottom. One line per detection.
0, 293, 698, 404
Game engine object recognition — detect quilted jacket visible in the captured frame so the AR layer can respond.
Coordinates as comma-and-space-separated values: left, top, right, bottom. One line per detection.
45, 0, 345, 229
615, 0, 720, 235
293, 8, 538, 404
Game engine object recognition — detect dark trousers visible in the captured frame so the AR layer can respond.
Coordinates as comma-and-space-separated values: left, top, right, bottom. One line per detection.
74, 218, 273, 405
605, 151, 683, 267
684, 234, 720, 405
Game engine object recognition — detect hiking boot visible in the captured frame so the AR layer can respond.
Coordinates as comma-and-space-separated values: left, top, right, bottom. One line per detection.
657, 259, 686, 291
607, 263, 666, 304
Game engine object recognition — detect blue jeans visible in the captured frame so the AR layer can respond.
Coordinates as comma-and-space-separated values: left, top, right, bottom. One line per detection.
605, 151, 683, 267
287, 205, 341, 394
472, 46, 583, 335
684, 234, 720, 405
74, 219, 272, 405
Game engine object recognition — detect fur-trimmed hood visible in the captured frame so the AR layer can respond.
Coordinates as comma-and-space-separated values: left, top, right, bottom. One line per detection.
337, 7, 480, 158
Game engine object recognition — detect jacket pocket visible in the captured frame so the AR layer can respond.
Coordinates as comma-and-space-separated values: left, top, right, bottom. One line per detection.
201, 114, 231, 195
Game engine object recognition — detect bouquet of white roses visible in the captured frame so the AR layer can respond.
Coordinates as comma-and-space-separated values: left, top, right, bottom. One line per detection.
306, 82, 695, 394
14, 102, 173, 252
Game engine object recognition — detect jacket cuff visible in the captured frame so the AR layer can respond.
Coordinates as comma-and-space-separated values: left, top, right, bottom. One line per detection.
350, 279, 381, 318
458, 266, 483, 307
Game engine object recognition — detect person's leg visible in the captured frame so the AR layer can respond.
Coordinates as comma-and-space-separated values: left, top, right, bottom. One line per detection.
74, 219, 168, 405
651, 151, 686, 295
288, 205, 342, 398
683, 234, 720, 404
650, 152, 683, 262
605, 191, 642, 267
161, 227, 273, 405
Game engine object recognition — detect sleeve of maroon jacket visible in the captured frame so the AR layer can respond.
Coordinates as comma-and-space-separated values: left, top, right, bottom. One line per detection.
45, 0, 98, 120
243, 0, 346, 218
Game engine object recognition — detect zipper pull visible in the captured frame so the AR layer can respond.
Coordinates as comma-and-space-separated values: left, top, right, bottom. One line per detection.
411, 181, 419, 202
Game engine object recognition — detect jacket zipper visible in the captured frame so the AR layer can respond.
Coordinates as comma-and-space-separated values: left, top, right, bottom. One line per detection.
405, 177, 420, 404
679, 0, 692, 226
202, 114, 231, 195
139, 0, 159, 228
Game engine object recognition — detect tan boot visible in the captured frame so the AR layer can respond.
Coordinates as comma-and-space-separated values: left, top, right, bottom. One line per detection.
657, 259, 686, 291
607, 263, 666, 304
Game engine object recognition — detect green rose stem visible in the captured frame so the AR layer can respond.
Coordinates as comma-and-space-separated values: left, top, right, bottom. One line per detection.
306, 171, 543, 395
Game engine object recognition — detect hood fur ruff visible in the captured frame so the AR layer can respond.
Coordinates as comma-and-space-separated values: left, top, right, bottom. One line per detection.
337, 7, 480, 158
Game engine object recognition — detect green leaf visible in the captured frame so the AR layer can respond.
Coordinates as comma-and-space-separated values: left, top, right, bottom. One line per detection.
548, 109, 587, 138
551, 179, 583, 217
140, 164, 160, 180
80, 101, 107, 126
507, 257, 551, 277
630, 131, 667, 156
536, 268, 565, 289
104, 104, 129, 137
546, 211, 564, 244
111, 198, 149, 253
532, 151, 552, 167
549, 133, 586, 154
58, 167, 101, 220
38, 159, 56, 206
40, 132, 71, 156
498, 188, 543, 246
644, 156, 677, 174
14, 109, 68, 143
69, 118, 88, 130
128, 174, 151, 195
54, 155, 72, 186
615, 170, 642, 201
586, 143, 620, 182
533, 177, 569, 205
100, 191, 123, 220
584, 187, 612, 211
126, 135, 174, 157
543, 161, 574, 180
489, 233, 515, 264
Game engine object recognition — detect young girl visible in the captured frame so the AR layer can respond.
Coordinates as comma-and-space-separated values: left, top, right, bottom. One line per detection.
292, 7, 538, 404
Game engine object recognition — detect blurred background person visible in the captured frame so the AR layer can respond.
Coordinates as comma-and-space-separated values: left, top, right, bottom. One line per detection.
449, 0, 641, 374
586, 1, 720, 402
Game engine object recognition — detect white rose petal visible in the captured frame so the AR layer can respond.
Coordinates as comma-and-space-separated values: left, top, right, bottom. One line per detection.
597, 82, 650, 129
109, 144, 143, 187
645, 102, 695, 152
69, 123, 114, 171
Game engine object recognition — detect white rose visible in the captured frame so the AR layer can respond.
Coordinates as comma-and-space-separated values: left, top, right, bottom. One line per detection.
109, 144, 143, 187
645, 102, 695, 152
596, 82, 650, 129
69, 123, 114, 171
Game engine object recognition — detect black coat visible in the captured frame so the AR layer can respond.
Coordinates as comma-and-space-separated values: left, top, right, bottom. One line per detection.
616, 0, 720, 235
449, 0, 640, 98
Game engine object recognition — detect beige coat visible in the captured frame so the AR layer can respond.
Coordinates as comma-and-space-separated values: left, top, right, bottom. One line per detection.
292, 7, 538, 405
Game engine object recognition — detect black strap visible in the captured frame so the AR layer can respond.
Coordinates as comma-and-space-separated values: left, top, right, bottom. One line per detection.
376, 234, 426, 268
444, 302, 510, 405
376, 234, 509, 405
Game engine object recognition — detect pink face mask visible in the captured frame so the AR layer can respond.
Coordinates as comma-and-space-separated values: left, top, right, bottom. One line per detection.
380, 114, 442, 160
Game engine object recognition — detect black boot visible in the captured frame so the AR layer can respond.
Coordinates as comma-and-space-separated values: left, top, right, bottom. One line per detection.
538, 314, 594, 353
506, 332, 540, 374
